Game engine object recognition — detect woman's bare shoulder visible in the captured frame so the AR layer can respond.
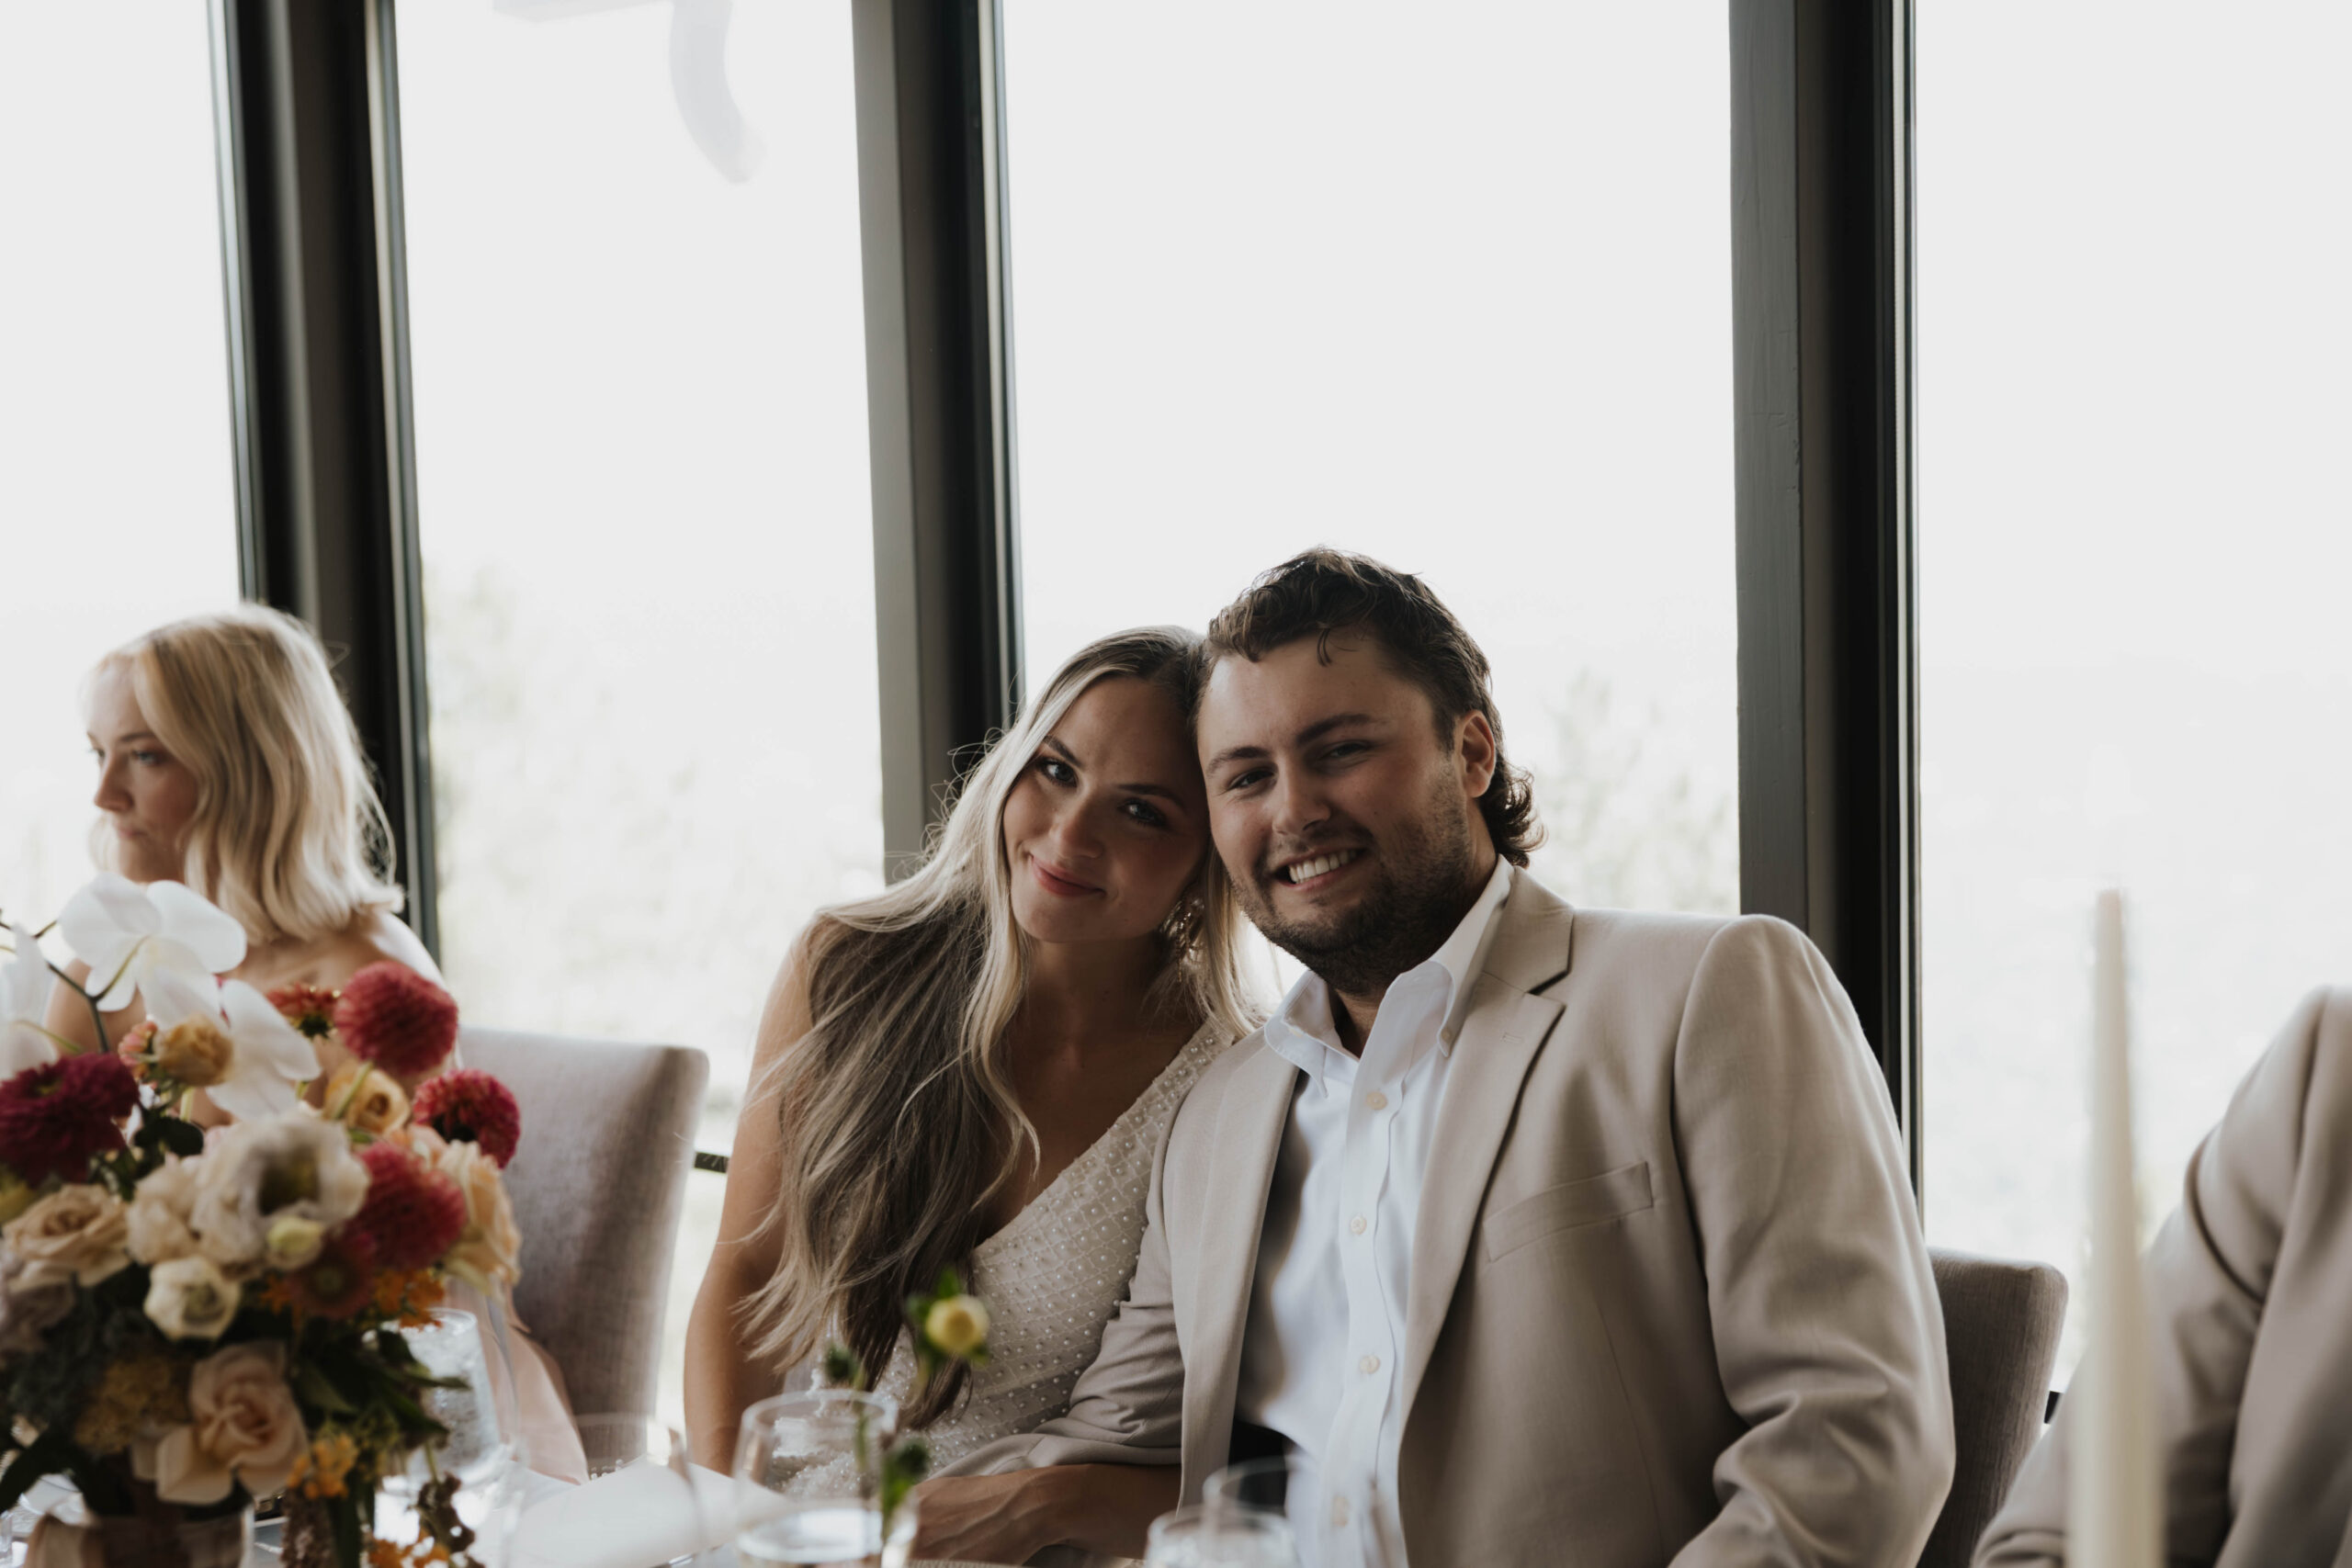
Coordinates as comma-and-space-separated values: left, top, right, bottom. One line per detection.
306, 911, 444, 992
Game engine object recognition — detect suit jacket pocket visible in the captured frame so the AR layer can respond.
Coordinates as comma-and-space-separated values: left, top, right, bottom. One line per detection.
1481, 1161, 1654, 1263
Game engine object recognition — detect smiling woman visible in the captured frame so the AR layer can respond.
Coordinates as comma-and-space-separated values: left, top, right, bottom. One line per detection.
685, 627, 1261, 1562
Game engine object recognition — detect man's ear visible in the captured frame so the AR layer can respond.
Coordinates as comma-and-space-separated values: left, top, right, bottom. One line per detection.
1454, 711, 1498, 800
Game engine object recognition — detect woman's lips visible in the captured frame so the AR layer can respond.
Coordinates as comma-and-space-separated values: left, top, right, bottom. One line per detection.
1030, 858, 1102, 897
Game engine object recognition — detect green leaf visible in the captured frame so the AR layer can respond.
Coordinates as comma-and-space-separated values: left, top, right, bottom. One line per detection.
0, 1426, 77, 1516
296, 1364, 357, 1416
153, 1116, 206, 1158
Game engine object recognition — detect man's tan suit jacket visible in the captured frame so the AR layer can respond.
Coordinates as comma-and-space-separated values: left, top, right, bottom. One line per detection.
956, 872, 1955, 1565
1976, 987, 2352, 1567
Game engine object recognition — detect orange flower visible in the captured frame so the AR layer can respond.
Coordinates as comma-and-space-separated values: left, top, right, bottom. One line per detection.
288, 1429, 359, 1498
371, 1268, 447, 1326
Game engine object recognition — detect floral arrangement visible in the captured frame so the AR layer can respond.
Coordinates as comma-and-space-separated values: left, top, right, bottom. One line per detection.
820, 1270, 993, 1531
0, 875, 526, 1568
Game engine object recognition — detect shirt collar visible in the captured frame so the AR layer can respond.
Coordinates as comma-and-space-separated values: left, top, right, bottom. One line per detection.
1261, 858, 1516, 1084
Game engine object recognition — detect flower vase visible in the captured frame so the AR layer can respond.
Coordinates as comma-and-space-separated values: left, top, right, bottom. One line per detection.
278, 1492, 361, 1568
90, 1495, 253, 1568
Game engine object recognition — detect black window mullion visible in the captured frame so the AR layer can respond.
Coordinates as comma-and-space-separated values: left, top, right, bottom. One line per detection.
1730, 0, 1919, 1185
212, 0, 435, 953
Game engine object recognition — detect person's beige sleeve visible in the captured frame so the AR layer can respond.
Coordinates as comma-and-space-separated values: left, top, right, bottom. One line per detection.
942, 1110, 1186, 1477
1975, 988, 2341, 1566
1668, 917, 1955, 1566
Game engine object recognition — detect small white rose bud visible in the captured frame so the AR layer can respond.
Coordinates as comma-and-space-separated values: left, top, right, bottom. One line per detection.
263, 1215, 325, 1270
923, 1295, 990, 1359
146, 1256, 241, 1341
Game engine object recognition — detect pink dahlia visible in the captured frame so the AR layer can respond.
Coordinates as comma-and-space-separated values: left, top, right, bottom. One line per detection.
0, 1053, 138, 1184
266, 982, 340, 1041
332, 964, 458, 1078
410, 1070, 521, 1168
350, 1142, 466, 1270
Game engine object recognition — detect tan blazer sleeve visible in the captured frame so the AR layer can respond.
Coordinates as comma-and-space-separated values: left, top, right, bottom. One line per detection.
1668, 916, 1956, 1566
939, 1104, 1186, 1477
1974, 988, 2340, 1567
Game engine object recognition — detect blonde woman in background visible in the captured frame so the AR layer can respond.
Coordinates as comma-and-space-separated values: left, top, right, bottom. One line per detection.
686, 626, 1260, 1560
41, 604, 584, 1478
45, 603, 435, 1072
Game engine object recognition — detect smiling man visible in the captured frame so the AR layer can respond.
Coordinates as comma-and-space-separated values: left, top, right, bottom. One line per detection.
939, 549, 1954, 1567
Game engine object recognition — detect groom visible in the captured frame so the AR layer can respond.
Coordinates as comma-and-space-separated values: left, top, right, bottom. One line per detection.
957, 549, 1953, 1565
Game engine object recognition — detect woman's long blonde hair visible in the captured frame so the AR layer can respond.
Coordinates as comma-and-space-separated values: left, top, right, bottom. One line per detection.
744, 627, 1258, 1424
90, 604, 402, 944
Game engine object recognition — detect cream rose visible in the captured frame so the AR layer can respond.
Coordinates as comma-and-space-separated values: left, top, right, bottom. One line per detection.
126, 1154, 205, 1266
145, 1255, 241, 1341
4, 1184, 130, 1286
322, 1059, 409, 1137
0, 1250, 74, 1353
432, 1135, 521, 1290
138, 1341, 306, 1504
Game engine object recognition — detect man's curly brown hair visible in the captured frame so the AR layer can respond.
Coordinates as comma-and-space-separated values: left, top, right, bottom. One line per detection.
1199, 547, 1543, 867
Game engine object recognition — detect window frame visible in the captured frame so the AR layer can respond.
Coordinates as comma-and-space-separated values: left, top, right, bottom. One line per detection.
205, 0, 1922, 1181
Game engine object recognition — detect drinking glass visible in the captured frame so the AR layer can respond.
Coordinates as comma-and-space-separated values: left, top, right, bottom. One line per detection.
1204, 1454, 1325, 1568
509, 1416, 703, 1567
379, 1309, 520, 1546
731, 1389, 912, 1568
1144, 1505, 1300, 1568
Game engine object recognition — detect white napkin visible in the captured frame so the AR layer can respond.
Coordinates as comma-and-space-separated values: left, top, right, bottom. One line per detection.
509, 1459, 748, 1568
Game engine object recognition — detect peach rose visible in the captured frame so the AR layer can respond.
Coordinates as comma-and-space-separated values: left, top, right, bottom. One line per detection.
4, 1184, 130, 1286
323, 1059, 409, 1137
139, 1341, 306, 1504
432, 1135, 521, 1290
153, 1015, 235, 1088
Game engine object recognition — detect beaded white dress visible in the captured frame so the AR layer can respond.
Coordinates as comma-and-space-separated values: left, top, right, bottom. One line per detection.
873, 1021, 1230, 1468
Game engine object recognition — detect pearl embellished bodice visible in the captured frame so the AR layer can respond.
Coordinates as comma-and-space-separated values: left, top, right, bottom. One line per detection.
875, 1021, 1230, 1466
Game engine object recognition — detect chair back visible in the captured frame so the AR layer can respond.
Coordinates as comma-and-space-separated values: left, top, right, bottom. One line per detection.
457, 1026, 709, 1418
1917, 1246, 2069, 1568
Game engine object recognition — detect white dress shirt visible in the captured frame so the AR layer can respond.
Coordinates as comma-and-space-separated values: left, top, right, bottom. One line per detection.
1236, 859, 1514, 1568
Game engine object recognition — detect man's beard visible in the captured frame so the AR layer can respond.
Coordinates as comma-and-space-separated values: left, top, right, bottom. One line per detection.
1238, 771, 1484, 1000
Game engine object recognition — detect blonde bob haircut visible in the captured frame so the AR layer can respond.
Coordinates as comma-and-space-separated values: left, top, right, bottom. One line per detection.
90, 604, 401, 945
743, 626, 1260, 1426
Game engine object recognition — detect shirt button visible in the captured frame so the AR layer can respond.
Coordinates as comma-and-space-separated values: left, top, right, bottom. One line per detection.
1364, 1090, 1388, 1111
1359, 1354, 1381, 1374
1331, 1497, 1351, 1529
1349, 1214, 1368, 1235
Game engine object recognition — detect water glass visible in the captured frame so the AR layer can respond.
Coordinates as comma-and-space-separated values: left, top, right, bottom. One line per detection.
1145, 1505, 1300, 1568
731, 1389, 912, 1568
379, 1309, 519, 1543
1204, 1454, 1325, 1568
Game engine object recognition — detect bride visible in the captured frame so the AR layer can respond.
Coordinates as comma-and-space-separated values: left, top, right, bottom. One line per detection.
685, 626, 1259, 1559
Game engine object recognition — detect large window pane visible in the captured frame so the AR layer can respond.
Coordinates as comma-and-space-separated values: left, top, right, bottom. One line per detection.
1002, 3, 1738, 934
0, 6, 237, 919
1919, 3, 2352, 1376
396, 4, 879, 1421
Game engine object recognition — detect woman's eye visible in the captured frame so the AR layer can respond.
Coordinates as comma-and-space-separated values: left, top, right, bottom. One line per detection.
1036, 757, 1076, 785
1124, 800, 1168, 829
132, 750, 165, 766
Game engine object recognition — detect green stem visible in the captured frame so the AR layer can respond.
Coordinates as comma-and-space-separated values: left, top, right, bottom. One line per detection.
46, 959, 112, 1058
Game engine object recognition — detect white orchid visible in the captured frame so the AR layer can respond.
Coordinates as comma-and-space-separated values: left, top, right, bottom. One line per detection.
57, 874, 246, 1013
1, 920, 64, 1077
140, 968, 320, 1122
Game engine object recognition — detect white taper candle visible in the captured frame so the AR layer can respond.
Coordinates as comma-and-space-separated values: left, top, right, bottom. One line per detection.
2071, 889, 2160, 1565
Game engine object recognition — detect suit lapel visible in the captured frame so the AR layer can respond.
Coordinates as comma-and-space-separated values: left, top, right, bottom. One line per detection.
1398, 874, 1576, 1415
1180, 1043, 1297, 1485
